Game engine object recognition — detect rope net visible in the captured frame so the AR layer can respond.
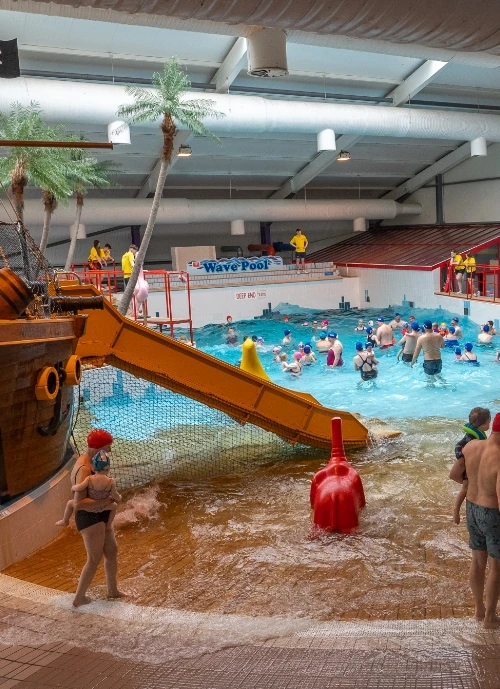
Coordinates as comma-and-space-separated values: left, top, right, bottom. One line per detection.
73, 365, 320, 489
0, 220, 61, 317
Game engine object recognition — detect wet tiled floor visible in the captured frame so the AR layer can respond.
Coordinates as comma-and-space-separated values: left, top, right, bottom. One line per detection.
0, 574, 499, 689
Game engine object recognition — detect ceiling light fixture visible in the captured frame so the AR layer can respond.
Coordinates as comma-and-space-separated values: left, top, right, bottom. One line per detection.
177, 144, 192, 157
336, 150, 350, 162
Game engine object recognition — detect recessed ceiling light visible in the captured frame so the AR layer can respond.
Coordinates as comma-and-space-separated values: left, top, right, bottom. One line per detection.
336, 150, 350, 162
177, 145, 192, 157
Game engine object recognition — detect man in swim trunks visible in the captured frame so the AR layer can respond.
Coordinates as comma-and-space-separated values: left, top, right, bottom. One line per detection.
449, 412, 500, 629
290, 229, 308, 272
397, 321, 420, 363
376, 317, 394, 349
389, 313, 403, 330
411, 320, 444, 381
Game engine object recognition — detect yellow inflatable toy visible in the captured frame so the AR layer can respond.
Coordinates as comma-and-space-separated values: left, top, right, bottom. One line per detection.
240, 338, 270, 381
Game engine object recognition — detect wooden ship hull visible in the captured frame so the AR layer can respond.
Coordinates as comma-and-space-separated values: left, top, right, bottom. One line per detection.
0, 315, 86, 501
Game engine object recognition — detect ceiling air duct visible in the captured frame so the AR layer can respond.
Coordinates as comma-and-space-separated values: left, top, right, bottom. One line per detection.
247, 28, 288, 78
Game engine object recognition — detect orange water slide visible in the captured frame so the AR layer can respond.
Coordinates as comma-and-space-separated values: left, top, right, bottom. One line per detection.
61, 284, 368, 450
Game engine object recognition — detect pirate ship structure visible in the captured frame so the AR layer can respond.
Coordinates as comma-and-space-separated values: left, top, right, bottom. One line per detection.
0, 220, 102, 503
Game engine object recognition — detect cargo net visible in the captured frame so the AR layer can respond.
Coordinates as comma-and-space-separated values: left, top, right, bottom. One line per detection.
0, 221, 61, 317
73, 365, 320, 489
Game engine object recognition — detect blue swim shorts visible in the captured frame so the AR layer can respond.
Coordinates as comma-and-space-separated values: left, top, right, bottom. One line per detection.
466, 501, 500, 559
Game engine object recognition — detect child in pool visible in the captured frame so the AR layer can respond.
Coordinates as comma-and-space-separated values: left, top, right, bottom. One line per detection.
225, 328, 238, 345
455, 347, 462, 360
272, 346, 282, 362
282, 329, 292, 346
452, 407, 491, 524
301, 344, 316, 364
279, 351, 301, 374
56, 450, 121, 530
354, 319, 365, 332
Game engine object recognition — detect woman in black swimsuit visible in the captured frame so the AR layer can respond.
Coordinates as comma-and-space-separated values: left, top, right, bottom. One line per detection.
72, 429, 123, 608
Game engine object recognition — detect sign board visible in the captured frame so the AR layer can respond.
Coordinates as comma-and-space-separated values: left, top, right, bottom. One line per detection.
187, 256, 283, 274
234, 290, 267, 301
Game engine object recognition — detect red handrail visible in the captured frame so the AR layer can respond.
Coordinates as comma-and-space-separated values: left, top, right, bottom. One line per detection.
67, 265, 193, 340
441, 263, 500, 301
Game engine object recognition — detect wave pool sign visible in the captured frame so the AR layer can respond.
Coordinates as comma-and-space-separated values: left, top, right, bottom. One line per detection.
187, 256, 283, 274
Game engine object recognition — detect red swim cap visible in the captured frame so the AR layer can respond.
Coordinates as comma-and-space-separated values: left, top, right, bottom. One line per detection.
492, 413, 500, 433
87, 429, 113, 449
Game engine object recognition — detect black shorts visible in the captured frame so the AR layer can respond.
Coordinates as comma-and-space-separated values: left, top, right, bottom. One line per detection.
75, 510, 111, 532
423, 359, 442, 376
361, 369, 378, 381
402, 353, 413, 362
455, 269, 465, 275
295, 251, 306, 258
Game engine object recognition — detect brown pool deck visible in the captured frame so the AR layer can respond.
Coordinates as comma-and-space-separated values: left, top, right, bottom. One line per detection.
0, 572, 500, 689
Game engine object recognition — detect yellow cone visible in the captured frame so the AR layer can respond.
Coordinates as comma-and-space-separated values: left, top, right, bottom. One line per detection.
240, 338, 271, 381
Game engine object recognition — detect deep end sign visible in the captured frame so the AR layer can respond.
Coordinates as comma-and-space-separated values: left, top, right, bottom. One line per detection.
187, 256, 283, 274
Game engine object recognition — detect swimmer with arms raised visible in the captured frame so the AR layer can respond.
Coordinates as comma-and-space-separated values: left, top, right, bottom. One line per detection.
449, 412, 500, 629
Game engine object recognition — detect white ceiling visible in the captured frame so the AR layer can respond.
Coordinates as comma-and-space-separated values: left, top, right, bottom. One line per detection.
1, 6, 500, 205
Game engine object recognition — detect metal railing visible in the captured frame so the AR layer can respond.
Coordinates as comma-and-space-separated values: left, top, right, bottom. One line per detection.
64, 264, 193, 341
441, 263, 500, 301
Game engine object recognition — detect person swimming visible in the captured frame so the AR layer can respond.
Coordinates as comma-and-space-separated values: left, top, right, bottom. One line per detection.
301, 344, 316, 364
461, 342, 479, 364
365, 326, 379, 347
444, 326, 459, 347
326, 333, 343, 367
272, 345, 282, 362
354, 319, 365, 332
280, 351, 301, 374
282, 329, 292, 346
225, 328, 238, 345
315, 332, 330, 352
478, 324, 493, 344
455, 347, 462, 360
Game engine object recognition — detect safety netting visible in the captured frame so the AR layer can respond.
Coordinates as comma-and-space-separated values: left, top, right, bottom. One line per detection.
0, 220, 61, 317
72, 365, 321, 489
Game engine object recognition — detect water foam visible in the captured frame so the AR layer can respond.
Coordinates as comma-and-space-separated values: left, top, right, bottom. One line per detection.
114, 484, 163, 527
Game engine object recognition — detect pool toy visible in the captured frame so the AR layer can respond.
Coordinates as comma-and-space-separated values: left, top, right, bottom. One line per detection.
239, 338, 271, 381
61, 283, 368, 450
310, 417, 366, 532
134, 268, 149, 304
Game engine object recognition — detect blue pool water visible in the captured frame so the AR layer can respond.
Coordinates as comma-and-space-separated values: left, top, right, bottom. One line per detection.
191, 306, 500, 421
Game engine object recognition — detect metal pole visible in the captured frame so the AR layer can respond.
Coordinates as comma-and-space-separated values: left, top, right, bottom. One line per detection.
435, 174, 444, 224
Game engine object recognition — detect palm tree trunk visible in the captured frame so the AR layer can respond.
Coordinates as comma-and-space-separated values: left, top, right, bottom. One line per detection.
64, 194, 83, 272
11, 161, 26, 223
118, 114, 175, 316
118, 158, 169, 315
39, 191, 56, 255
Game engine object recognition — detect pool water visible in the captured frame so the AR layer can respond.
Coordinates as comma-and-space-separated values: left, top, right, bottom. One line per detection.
192, 306, 500, 421
8, 305, 500, 621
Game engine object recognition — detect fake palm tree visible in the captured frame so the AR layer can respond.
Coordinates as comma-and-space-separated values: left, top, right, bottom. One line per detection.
0, 102, 73, 230
63, 157, 115, 272
116, 58, 224, 315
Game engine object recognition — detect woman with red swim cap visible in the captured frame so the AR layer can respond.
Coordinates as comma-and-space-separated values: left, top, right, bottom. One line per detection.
56, 429, 124, 607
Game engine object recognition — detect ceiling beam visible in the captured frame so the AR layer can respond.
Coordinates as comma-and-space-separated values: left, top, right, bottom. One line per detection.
135, 131, 192, 198
389, 60, 448, 107
210, 37, 247, 93
382, 142, 472, 200
269, 60, 448, 199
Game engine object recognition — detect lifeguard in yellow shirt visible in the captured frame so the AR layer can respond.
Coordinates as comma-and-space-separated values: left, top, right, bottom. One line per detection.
121, 244, 138, 287
290, 228, 308, 272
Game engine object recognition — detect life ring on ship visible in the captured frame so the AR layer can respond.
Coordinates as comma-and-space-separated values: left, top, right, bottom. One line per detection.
64, 355, 82, 386
35, 366, 60, 401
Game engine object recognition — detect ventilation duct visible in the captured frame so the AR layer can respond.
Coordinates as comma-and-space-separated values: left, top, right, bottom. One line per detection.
5, 78, 500, 144
247, 28, 288, 78
22, 198, 421, 228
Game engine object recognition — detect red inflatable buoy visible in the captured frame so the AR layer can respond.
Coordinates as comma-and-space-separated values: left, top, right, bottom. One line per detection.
310, 417, 366, 532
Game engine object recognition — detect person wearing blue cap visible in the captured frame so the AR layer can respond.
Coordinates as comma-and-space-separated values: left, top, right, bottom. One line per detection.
478, 324, 493, 344
376, 317, 395, 349
301, 344, 316, 365
460, 343, 479, 364
389, 313, 403, 330
365, 326, 379, 347
353, 342, 379, 383
397, 321, 420, 363
411, 319, 444, 382
315, 331, 330, 352
282, 329, 292, 346
444, 326, 459, 347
